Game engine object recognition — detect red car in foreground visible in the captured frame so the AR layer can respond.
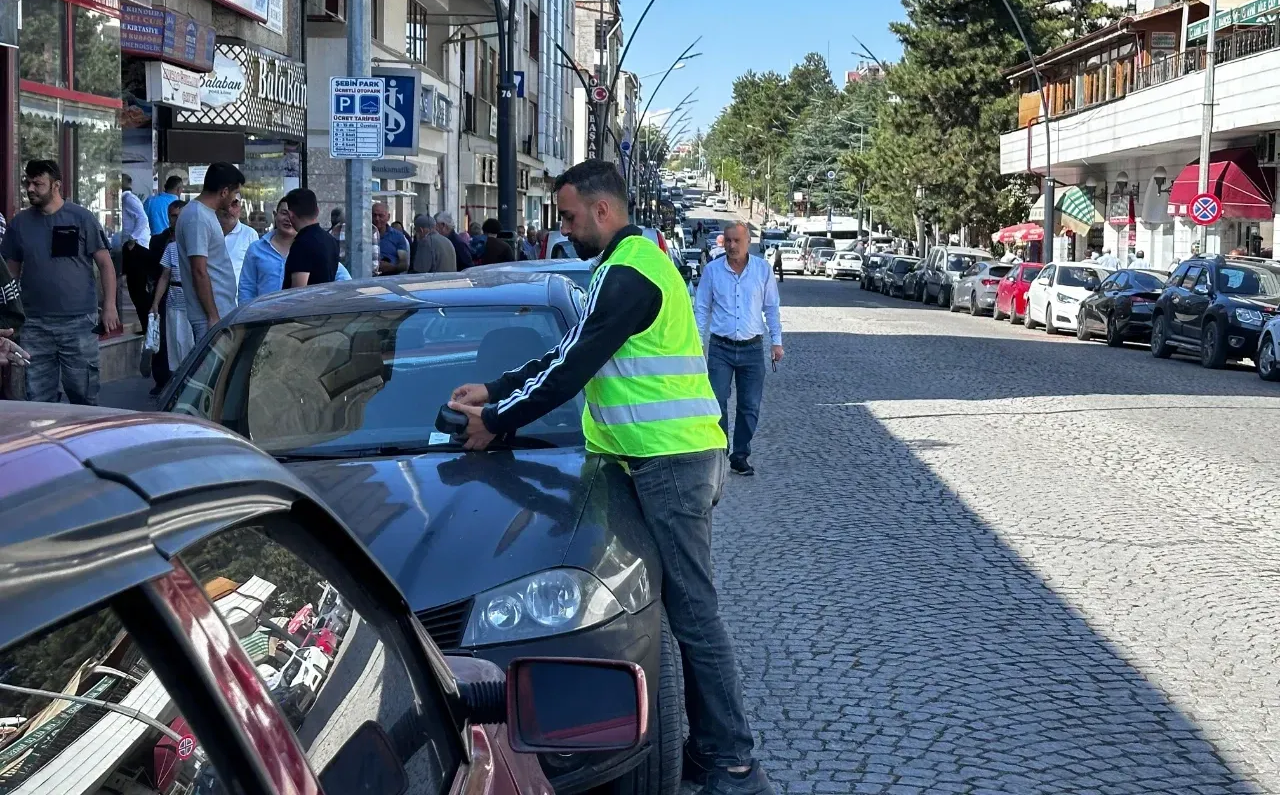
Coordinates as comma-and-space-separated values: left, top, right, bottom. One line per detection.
992, 262, 1044, 324
0, 404, 646, 795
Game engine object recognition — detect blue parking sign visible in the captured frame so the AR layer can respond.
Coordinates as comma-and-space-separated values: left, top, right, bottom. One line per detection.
333, 93, 355, 114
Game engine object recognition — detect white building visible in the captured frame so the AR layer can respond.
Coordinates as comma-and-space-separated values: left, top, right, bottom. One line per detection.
999, 0, 1280, 265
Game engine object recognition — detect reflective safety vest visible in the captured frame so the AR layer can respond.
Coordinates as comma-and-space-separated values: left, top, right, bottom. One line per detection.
582, 236, 727, 458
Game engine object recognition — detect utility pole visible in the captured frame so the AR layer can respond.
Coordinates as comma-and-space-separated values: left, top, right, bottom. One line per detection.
494, 0, 517, 242
345, 0, 372, 277
1197, 0, 1218, 253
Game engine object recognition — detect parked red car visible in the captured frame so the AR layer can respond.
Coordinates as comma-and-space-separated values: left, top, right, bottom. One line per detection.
0, 404, 646, 795
992, 262, 1044, 324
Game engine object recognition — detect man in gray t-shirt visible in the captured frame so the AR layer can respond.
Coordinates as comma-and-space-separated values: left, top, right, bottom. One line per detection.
174, 162, 244, 341
2, 160, 121, 404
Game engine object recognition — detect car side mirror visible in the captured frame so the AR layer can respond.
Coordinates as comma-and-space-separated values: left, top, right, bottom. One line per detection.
1087, 280, 1100, 292
1194, 283, 1210, 295
319, 721, 407, 795
508, 658, 647, 753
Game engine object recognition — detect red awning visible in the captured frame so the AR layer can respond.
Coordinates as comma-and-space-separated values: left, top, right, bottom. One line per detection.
1167, 148, 1275, 220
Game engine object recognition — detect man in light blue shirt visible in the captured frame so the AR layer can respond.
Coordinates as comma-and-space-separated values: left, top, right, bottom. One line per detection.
694, 221, 783, 477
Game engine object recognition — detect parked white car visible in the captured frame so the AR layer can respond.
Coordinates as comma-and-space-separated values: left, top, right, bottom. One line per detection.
776, 242, 804, 274
826, 251, 864, 279
1024, 262, 1111, 334
1259, 314, 1280, 380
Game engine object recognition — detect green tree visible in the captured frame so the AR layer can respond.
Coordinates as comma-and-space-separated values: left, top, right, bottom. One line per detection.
865, 0, 1065, 241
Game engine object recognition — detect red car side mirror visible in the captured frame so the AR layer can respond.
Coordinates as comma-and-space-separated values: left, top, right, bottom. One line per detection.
507, 658, 648, 753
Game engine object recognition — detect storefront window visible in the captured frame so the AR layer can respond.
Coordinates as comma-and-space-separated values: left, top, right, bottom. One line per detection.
75, 117, 122, 225
18, 0, 66, 88
19, 100, 61, 169
72, 5, 121, 97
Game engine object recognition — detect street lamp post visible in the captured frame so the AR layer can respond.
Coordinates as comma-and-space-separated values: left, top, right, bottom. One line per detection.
493, 0, 519, 244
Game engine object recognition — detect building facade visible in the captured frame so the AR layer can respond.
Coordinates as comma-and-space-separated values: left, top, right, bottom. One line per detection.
5, 0, 306, 236
1000, 0, 1280, 265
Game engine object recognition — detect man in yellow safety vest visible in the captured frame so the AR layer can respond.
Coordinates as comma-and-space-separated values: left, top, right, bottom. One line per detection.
449, 159, 773, 795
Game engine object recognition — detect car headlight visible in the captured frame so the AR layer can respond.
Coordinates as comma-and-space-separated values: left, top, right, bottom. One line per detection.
461, 568, 625, 647
1056, 292, 1079, 304
1235, 308, 1265, 327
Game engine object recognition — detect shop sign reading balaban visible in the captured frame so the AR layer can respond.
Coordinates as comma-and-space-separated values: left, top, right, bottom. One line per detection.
201, 53, 247, 108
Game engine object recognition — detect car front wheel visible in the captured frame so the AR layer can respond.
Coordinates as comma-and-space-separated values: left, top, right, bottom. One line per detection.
1260, 334, 1280, 381
1200, 320, 1228, 369
611, 608, 682, 795
1150, 314, 1173, 358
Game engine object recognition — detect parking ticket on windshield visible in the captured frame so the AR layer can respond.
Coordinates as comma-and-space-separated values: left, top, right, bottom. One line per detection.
430, 432, 452, 446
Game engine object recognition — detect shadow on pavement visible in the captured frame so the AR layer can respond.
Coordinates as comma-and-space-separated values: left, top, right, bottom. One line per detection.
784, 331, 1279, 402
715, 396, 1256, 792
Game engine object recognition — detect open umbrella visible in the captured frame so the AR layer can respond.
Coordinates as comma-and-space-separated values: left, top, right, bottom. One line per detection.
992, 222, 1044, 244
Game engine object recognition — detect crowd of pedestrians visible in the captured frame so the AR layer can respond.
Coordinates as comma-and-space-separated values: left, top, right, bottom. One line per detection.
0, 156, 570, 406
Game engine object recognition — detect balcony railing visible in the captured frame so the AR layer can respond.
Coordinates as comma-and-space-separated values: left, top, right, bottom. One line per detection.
1015, 20, 1280, 128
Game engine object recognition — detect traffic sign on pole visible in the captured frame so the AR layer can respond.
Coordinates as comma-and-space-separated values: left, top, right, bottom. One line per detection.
620, 139, 631, 154
591, 85, 610, 103
330, 76, 385, 159
1190, 192, 1222, 226
176, 736, 196, 760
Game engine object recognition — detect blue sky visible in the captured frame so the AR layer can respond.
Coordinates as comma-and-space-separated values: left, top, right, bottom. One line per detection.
619, 0, 907, 139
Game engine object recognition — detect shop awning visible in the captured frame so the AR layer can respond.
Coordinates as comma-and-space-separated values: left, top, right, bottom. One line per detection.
1028, 186, 1104, 234
1168, 148, 1275, 220
992, 222, 1044, 244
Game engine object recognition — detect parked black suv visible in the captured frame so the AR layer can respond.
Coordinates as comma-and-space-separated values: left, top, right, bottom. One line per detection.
1150, 255, 1280, 368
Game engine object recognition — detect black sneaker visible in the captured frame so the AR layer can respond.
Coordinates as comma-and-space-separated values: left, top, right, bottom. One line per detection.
683, 744, 713, 785
729, 457, 755, 476
699, 762, 776, 795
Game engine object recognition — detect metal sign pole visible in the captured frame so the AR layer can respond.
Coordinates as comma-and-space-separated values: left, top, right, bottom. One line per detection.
345, 0, 372, 278
1197, 0, 1219, 253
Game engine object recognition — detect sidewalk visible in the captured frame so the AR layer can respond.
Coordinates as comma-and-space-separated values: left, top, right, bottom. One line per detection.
98, 376, 160, 412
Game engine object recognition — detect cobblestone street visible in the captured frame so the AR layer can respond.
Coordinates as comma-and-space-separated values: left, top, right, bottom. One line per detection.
707, 274, 1280, 794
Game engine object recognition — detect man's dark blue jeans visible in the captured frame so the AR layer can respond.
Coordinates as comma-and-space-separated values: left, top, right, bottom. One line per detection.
707, 335, 766, 463
627, 448, 755, 768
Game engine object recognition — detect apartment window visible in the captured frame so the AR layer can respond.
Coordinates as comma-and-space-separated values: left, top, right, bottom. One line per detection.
406, 1, 429, 66
528, 10, 540, 59
371, 0, 382, 40
463, 91, 477, 132
530, 100, 539, 154
595, 20, 609, 50
478, 45, 497, 104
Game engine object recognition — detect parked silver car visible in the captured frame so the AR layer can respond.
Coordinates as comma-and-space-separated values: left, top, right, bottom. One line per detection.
951, 261, 1014, 315
921, 245, 994, 306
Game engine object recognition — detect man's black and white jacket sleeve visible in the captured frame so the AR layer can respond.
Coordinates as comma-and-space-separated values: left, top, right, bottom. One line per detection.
481, 262, 660, 435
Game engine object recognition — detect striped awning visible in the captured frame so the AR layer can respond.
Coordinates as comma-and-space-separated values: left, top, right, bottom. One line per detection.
1027, 186, 1103, 234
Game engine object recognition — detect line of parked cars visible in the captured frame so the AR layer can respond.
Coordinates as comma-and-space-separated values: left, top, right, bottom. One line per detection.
858, 249, 1280, 379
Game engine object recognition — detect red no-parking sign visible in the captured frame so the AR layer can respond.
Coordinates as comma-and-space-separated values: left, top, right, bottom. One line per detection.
1190, 192, 1223, 226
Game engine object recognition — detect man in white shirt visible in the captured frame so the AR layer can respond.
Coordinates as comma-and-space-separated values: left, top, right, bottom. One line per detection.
217, 197, 259, 288
120, 174, 153, 333
695, 221, 783, 477
1098, 247, 1121, 269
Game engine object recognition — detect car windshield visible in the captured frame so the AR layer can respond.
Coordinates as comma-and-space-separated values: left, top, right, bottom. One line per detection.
986, 265, 1012, 279
816, 249, 836, 260
1058, 266, 1106, 288
892, 261, 913, 273
164, 306, 583, 455
1130, 271, 1166, 291
807, 237, 835, 249
947, 254, 983, 271
1216, 265, 1280, 296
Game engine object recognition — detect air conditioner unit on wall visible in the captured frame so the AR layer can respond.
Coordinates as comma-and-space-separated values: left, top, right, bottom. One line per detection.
1256, 132, 1280, 167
